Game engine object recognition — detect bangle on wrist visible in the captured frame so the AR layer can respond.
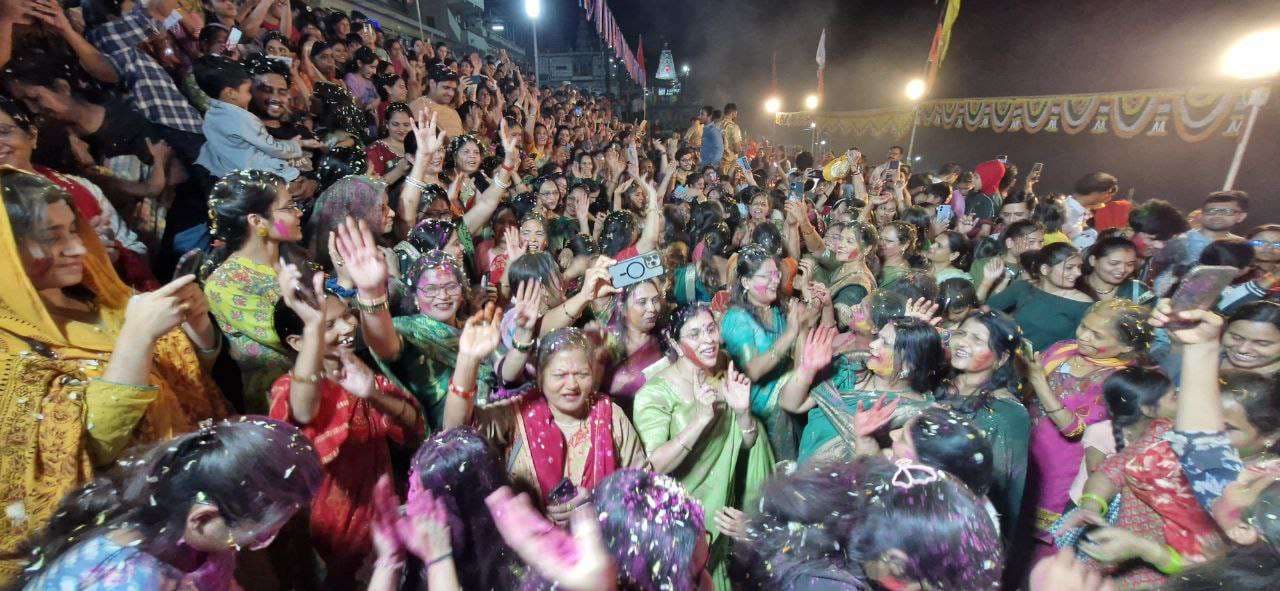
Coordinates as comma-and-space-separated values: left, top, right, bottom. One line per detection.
291, 370, 322, 384
1080, 493, 1109, 515
513, 334, 535, 353
355, 293, 389, 314
448, 380, 476, 401
405, 176, 429, 191
426, 551, 453, 567
374, 555, 404, 571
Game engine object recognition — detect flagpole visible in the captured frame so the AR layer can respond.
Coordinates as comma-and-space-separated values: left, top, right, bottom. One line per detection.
1223, 86, 1270, 191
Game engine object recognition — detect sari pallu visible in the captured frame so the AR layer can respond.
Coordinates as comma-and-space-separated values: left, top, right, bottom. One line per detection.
1030, 341, 1129, 541
204, 255, 292, 413
720, 306, 799, 461
0, 167, 227, 583
601, 331, 664, 408
633, 375, 775, 591
473, 389, 648, 503
374, 314, 496, 431
799, 379, 934, 464
269, 374, 424, 581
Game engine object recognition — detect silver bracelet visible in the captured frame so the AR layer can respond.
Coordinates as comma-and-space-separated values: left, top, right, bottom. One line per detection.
492, 175, 511, 190
404, 176, 429, 191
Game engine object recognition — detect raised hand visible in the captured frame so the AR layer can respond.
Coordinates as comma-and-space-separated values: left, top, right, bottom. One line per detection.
956, 214, 979, 235
1148, 299, 1224, 345
904, 297, 941, 326
503, 226, 528, 262
333, 216, 389, 293
854, 395, 900, 438
580, 257, 619, 300
370, 475, 405, 559
458, 303, 504, 360
981, 259, 1007, 285
511, 280, 545, 331
399, 487, 453, 563
336, 347, 378, 399
412, 109, 445, 161
485, 487, 616, 591
723, 362, 751, 414
499, 118, 521, 169
799, 326, 838, 376
277, 261, 328, 326
123, 275, 199, 340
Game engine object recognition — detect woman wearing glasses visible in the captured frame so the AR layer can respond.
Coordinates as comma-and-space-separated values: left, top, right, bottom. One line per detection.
204, 170, 308, 412
720, 245, 823, 461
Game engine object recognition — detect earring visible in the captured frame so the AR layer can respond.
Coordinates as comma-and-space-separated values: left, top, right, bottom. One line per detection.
256, 226, 269, 238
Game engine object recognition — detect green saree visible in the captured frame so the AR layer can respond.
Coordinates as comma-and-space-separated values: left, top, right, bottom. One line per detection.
633, 375, 775, 591
374, 314, 496, 431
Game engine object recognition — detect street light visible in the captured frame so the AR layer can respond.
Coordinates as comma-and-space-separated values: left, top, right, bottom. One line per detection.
764, 96, 782, 114
525, 0, 541, 86
904, 78, 927, 159
681, 64, 690, 74
805, 94, 820, 110
904, 78, 926, 101
1220, 28, 1279, 190
1221, 28, 1280, 79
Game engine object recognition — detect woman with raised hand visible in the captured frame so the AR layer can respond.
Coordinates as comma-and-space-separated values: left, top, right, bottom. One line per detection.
1022, 299, 1153, 559
0, 170, 227, 581
782, 317, 946, 463
443, 306, 648, 517
985, 242, 1094, 351
721, 244, 822, 461
633, 302, 774, 590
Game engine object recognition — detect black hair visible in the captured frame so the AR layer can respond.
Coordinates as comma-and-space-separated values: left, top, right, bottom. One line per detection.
751, 221, 784, 258
16, 418, 321, 585
1128, 199, 1189, 240
696, 223, 732, 292
934, 230, 973, 270
999, 220, 1044, 253
346, 46, 378, 76
193, 55, 252, 99
1220, 370, 1280, 455
1199, 239, 1255, 270
885, 317, 948, 394
909, 407, 995, 496
1, 170, 73, 242
731, 245, 780, 321
314, 145, 369, 191
309, 40, 333, 60
1229, 301, 1280, 333
372, 72, 401, 101
899, 206, 932, 248
1001, 190, 1038, 214
1102, 366, 1171, 452
1031, 197, 1065, 234
1073, 172, 1119, 196
600, 211, 638, 258
507, 251, 559, 293
410, 428, 517, 590
242, 53, 292, 85
203, 170, 288, 277
1020, 242, 1080, 282
378, 101, 412, 140
591, 470, 706, 591
937, 277, 977, 316
795, 151, 814, 171
1204, 190, 1250, 212
1079, 236, 1139, 299
945, 310, 1025, 408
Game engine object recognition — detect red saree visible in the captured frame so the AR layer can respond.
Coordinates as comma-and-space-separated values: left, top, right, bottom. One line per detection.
519, 393, 619, 502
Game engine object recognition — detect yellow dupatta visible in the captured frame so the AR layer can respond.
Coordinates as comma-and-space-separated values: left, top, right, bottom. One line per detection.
0, 168, 227, 582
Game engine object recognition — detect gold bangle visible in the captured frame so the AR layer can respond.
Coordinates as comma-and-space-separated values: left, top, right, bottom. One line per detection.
354, 294, 389, 314
290, 371, 322, 384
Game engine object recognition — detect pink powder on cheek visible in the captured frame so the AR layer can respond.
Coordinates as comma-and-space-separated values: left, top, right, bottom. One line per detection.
26, 254, 54, 278
273, 220, 292, 237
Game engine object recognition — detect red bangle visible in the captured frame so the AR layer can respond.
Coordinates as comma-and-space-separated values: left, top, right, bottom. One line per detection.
448, 380, 476, 401
501, 162, 516, 173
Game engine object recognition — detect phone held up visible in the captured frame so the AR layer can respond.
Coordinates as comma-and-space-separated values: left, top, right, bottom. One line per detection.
1170, 265, 1238, 317
609, 251, 664, 290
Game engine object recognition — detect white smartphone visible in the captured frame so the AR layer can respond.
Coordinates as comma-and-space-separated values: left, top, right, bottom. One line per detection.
226, 27, 242, 49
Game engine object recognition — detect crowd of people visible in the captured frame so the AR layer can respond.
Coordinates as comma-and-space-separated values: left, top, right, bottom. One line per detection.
0, 0, 1278, 589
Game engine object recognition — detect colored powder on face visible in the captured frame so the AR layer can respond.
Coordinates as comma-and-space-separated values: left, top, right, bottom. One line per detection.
273, 220, 292, 237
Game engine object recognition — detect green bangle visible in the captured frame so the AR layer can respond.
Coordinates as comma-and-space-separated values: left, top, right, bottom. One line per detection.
1155, 546, 1184, 575
1080, 493, 1109, 515
426, 551, 453, 567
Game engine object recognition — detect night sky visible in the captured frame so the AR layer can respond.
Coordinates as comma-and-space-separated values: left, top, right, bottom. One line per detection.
541, 0, 1279, 218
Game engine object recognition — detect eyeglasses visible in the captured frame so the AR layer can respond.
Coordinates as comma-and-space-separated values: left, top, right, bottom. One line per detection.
1204, 207, 1241, 216
417, 282, 461, 299
1249, 240, 1280, 250
276, 201, 303, 214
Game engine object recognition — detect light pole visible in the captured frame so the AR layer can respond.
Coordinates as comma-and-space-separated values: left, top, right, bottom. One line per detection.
904, 78, 926, 160
525, 0, 541, 87
1220, 28, 1279, 190
804, 94, 819, 111
809, 121, 817, 155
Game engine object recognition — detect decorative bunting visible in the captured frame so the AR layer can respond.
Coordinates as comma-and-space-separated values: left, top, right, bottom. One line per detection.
774, 86, 1266, 144
575, 0, 646, 87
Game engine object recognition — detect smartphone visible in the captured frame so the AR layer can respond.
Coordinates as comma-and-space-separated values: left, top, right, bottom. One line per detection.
608, 251, 665, 290
547, 477, 577, 506
935, 204, 954, 224
573, 106, 583, 117
996, 154, 1009, 163
882, 159, 901, 183
174, 249, 205, 280
1171, 266, 1238, 314
226, 27, 242, 49
1030, 162, 1044, 178
267, 55, 294, 66
788, 179, 805, 202
673, 184, 689, 202
735, 156, 751, 177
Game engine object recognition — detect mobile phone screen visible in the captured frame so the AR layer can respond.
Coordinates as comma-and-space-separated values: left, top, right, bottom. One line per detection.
226, 27, 242, 49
